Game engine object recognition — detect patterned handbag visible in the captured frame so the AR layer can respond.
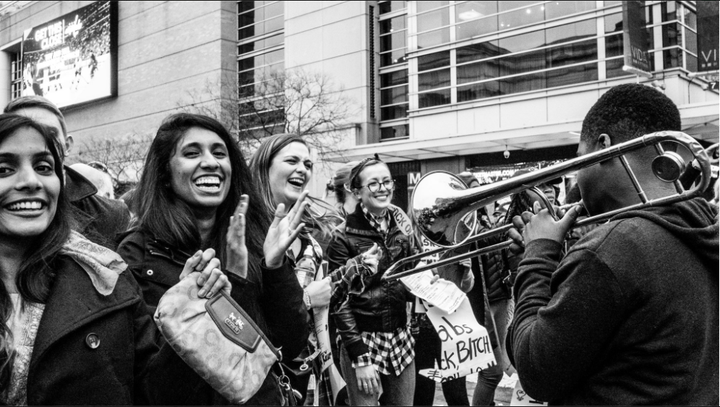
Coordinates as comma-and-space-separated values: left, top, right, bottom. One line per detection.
154, 272, 282, 403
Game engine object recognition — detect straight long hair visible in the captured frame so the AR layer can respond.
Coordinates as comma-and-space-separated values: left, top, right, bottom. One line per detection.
132, 113, 268, 279
0, 114, 72, 391
249, 133, 340, 238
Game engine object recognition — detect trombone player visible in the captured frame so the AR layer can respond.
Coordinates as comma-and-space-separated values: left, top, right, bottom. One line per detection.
506, 84, 718, 404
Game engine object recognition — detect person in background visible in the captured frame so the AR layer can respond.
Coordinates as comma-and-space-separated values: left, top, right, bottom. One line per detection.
326, 156, 418, 406
412, 171, 476, 406
329, 161, 360, 217
69, 162, 114, 200
0, 113, 231, 404
249, 133, 344, 405
86, 161, 116, 199
507, 83, 718, 404
453, 172, 510, 406
4, 95, 130, 250
117, 113, 309, 404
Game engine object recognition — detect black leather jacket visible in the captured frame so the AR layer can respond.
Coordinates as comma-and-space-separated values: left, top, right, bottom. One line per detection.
326, 204, 418, 360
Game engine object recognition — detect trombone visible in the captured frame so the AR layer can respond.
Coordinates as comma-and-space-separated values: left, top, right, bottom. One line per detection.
383, 131, 712, 281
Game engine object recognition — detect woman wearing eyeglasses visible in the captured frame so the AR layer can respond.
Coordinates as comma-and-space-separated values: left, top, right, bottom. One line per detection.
326, 156, 420, 405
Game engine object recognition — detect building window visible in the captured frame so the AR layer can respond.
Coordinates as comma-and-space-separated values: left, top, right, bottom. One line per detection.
380, 11, 407, 67
660, 1, 697, 71
237, 1, 285, 136
380, 123, 409, 140
407, 1, 706, 109
10, 50, 22, 100
416, 2, 449, 49
379, 1, 409, 140
417, 50, 451, 107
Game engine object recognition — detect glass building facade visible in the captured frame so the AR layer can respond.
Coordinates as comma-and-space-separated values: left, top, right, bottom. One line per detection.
237, 1, 286, 136
374, 1, 701, 140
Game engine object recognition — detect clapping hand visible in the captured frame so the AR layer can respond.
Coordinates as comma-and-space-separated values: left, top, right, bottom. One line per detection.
226, 194, 249, 279
179, 248, 231, 298
264, 191, 309, 268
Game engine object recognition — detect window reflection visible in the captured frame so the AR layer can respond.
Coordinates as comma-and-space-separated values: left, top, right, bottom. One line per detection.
417, 1, 448, 13
457, 61, 499, 84
381, 124, 409, 140
545, 1, 595, 19
546, 19, 595, 44
456, 17, 497, 40
499, 31, 544, 54
456, 1, 497, 22
419, 69, 450, 91
379, 1, 406, 14
606, 57, 625, 78
418, 51, 450, 71
381, 32, 407, 52
418, 29, 450, 48
381, 71, 408, 87
419, 88, 451, 107
498, 3, 544, 29
457, 42, 501, 63
604, 12, 622, 33
458, 81, 501, 101
418, 9, 450, 32
381, 104, 409, 120
381, 49, 408, 66
498, 1, 538, 13
380, 16, 406, 33
381, 86, 408, 105
605, 33, 623, 58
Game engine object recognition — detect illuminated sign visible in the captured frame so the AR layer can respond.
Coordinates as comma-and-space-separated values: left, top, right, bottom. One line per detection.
21, 1, 117, 109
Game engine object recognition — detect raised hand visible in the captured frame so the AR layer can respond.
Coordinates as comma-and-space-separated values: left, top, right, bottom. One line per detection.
226, 194, 249, 279
179, 248, 231, 298
264, 190, 309, 268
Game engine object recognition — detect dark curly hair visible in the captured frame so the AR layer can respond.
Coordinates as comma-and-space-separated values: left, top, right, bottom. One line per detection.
581, 83, 681, 146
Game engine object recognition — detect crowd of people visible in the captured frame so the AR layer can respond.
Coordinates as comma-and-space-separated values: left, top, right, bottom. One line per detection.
0, 83, 717, 406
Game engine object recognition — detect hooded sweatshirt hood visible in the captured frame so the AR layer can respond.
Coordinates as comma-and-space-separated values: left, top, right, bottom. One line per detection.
611, 197, 719, 271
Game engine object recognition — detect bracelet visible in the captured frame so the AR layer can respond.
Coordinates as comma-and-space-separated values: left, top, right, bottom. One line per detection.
303, 290, 312, 309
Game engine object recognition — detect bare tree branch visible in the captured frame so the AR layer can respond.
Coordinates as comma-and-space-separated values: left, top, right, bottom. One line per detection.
177, 68, 358, 163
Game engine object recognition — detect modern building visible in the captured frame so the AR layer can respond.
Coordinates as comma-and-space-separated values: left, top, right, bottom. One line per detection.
242, 0, 719, 210
0, 1, 717, 209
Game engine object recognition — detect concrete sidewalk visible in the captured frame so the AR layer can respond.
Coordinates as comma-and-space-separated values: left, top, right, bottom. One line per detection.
431, 373, 517, 406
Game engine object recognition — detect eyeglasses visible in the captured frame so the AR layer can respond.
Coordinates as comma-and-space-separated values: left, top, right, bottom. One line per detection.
362, 179, 395, 192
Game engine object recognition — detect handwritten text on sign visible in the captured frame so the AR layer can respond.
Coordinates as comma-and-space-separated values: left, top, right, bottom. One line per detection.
419, 298, 496, 382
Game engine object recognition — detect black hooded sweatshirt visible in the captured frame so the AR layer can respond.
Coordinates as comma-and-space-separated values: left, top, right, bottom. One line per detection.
507, 197, 718, 405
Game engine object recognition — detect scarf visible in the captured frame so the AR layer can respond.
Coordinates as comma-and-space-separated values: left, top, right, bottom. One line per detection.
59, 231, 127, 296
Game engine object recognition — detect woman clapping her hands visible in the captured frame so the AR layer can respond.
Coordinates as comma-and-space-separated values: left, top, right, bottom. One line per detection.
117, 113, 309, 404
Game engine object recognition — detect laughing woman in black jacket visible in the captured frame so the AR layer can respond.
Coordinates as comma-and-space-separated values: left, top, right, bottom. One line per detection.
116, 113, 308, 404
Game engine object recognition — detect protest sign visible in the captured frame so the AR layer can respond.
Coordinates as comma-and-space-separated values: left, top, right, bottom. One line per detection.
419, 298, 496, 382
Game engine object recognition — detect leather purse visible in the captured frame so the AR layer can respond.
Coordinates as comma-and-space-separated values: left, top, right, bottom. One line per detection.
154, 272, 281, 404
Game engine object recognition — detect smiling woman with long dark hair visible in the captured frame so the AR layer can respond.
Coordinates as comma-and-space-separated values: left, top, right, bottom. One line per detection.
117, 113, 310, 404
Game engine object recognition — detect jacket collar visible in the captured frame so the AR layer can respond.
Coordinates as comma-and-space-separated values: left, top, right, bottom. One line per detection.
30, 256, 140, 370
65, 165, 99, 202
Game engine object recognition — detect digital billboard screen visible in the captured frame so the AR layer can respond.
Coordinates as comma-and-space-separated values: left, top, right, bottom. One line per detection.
20, 1, 117, 109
